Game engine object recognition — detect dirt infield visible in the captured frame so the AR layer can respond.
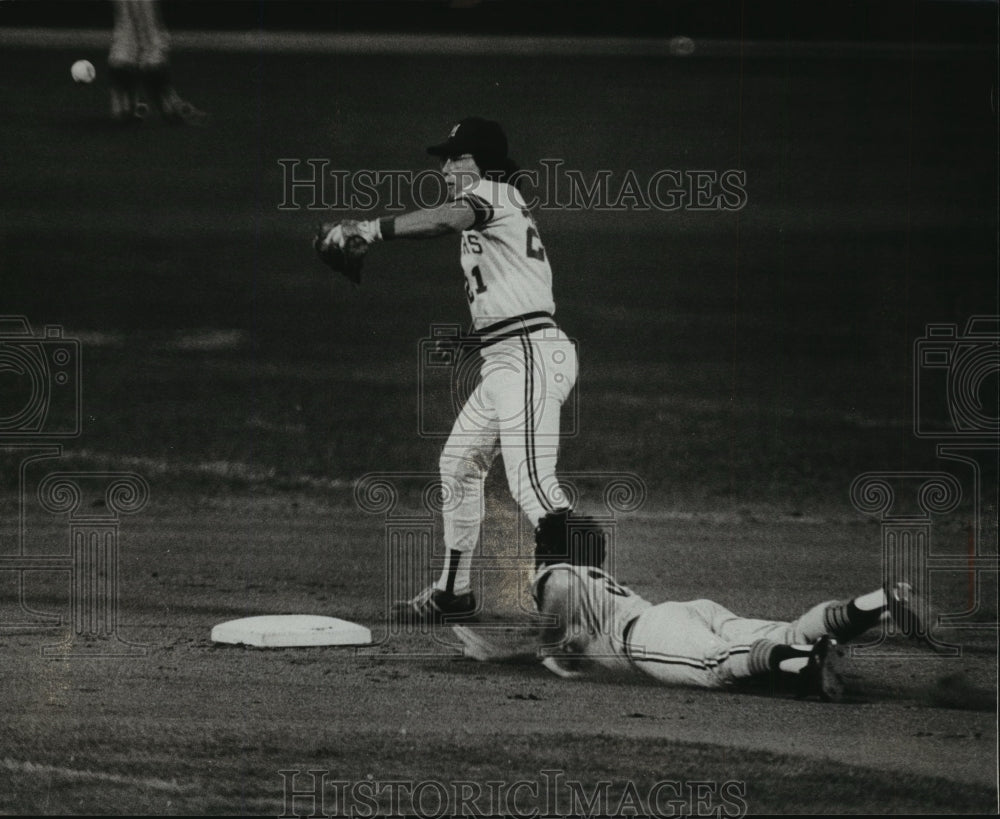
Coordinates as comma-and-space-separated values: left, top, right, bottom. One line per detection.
1, 29, 997, 815
1, 497, 996, 814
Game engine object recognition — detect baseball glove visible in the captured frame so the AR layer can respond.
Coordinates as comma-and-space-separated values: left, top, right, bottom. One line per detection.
314, 221, 368, 285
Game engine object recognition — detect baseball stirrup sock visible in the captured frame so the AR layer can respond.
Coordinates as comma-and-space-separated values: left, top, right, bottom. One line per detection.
752, 639, 785, 676
727, 639, 779, 679
436, 549, 472, 596
823, 590, 887, 641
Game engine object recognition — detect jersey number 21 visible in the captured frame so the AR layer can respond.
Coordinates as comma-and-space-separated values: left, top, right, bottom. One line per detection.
464, 225, 547, 304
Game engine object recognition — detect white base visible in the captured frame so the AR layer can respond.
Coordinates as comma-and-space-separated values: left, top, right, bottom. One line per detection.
211, 615, 372, 648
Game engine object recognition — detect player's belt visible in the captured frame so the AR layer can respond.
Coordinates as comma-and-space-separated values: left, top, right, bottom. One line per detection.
472, 311, 557, 349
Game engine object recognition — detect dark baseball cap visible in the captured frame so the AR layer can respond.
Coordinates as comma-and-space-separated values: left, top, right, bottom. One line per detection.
427, 117, 508, 164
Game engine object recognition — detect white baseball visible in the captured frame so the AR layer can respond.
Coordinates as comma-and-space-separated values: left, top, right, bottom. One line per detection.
71, 60, 96, 84
668, 36, 696, 57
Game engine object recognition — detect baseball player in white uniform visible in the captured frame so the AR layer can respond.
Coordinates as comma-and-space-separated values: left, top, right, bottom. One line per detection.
319, 118, 578, 622
514, 524, 934, 699
455, 521, 936, 700
107, 0, 206, 124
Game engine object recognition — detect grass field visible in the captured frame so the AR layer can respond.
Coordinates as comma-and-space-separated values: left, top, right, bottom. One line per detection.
0, 31, 997, 815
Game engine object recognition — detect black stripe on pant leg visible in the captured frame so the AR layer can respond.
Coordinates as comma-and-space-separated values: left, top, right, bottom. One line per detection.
520, 335, 553, 514
634, 656, 715, 671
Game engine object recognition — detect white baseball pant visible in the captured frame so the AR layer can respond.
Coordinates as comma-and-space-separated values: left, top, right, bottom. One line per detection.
436, 324, 577, 593
109, 0, 170, 70
624, 597, 834, 688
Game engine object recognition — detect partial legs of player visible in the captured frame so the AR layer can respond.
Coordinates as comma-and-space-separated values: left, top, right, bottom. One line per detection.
390, 388, 499, 622
492, 331, 578, 525
625, 586, 905, 698
108, 0, 144, 122
108, 0, 207, 125
395, 330, 578, 623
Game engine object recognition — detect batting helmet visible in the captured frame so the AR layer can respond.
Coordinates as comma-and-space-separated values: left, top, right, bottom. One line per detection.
534, 510, 608, 569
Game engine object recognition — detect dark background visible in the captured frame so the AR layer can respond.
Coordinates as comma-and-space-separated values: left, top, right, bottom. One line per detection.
0, 2, 997, 813
1, 0, 997, 41
0, 2, 996, 505
0, 0, 996, 643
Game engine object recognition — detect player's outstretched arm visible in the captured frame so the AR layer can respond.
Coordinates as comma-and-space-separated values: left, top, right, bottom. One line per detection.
314, 199, 475, 283
384, 200, 476, 239
314, 200, 476, 286
535, 568, 588, 679
332, 200, 475, 247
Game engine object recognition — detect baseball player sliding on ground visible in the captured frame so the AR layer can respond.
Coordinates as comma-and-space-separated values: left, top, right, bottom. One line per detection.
316, 118, 578, 623
455, 518, 936, 701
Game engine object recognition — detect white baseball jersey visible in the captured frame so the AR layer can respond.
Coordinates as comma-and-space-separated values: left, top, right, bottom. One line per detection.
532, 564, 652, 673
455, 178, 555, 330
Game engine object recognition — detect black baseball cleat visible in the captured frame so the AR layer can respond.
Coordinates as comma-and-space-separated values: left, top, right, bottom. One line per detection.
109, 65, 143, 124
163, 98, 209, 126
393, 586, 478, 624
886, 581, 937, 642
797, 636, 847, 702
